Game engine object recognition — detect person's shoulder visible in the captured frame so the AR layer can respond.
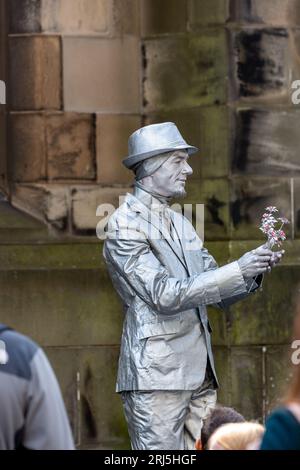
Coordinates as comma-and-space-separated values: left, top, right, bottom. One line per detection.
266, 405, 300, 428
0, 327, 39, 380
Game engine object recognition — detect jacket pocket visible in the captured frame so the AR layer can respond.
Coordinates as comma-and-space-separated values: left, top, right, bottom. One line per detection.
138, 319, 182, 361
137, 318, 182, 340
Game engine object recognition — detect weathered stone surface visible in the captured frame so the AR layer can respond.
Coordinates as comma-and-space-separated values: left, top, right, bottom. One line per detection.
188, 0, 229, 28
230, 29, 289, 99
12, 183, 68, 229
230, 347, 263, 421
9, 0, 42, 33
9, 36, 61, 110
79, 347, 129, 447
183, 179, 230, 241
0, 268, 123, 346
72, 185, 132, 234
9, 0, 139, 36
45, 347, 80, 442
0, 242, 105, 271
230, 177, 291, 240
207, 305, 228, 347
143, 30, 227, 112
265, 345, 292, 416
10, 113, 46, 182
145, 106, 230, 179
96, 114, 139, 184
230, 0, 300, 26
46, 113, 95, 181
63, 37, 140, 113
110, 0, 140, 37
228, 266, 297, 345
42, 0, 109, 34
212, 346, 231, 406
141, 0, 187, 36
233, 109, 300, 176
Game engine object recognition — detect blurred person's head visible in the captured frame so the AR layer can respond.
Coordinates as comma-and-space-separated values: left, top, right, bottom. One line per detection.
284, 288, 300, 405
195, 405, 245, 450
207, 422, 265, 450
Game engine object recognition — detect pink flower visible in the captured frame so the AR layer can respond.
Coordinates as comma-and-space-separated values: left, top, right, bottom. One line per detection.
258, 206, 289, 248
265, 206, 278, 213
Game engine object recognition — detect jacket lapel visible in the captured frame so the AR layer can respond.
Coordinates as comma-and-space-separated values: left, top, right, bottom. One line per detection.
170, 210, 195, 275
125, 193, 189, 272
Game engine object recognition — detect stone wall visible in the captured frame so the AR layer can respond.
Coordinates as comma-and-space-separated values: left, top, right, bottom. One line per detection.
0, 0, 299, 448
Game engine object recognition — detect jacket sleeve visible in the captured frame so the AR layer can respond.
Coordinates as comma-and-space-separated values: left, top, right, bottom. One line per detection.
103, 225, 248, 315
201, 246, 263, 310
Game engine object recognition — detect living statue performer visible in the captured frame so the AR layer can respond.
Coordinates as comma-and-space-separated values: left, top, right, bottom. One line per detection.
103, 122, 284, 450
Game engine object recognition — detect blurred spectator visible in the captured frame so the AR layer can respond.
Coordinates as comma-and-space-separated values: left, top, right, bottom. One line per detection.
195, 404, 245, 450
207, 422, 265, 450
0, 324, 75, 450
260, 292, 300, 450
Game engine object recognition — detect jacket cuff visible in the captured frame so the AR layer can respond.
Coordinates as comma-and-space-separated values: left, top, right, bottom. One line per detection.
213, 261, 247, 300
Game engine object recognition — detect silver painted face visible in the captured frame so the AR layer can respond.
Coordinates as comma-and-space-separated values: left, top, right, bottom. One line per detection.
141, 150, 193, 199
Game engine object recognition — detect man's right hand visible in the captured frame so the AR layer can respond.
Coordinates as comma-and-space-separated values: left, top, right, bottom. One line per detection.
237, 244, 273, 280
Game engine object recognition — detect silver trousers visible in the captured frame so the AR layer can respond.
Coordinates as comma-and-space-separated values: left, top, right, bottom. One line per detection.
121, 371, 217, 450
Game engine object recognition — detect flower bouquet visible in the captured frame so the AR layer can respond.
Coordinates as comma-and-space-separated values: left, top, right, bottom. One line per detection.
259, 206, 290, 249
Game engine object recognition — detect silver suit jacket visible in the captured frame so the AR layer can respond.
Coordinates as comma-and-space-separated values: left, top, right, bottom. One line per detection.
103, 185, 262, 392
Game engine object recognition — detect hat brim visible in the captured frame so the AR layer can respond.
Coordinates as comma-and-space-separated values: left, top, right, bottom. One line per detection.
122, 145, 199, 169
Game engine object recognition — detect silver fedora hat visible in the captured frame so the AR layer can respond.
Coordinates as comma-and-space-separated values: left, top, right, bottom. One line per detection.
122, 122, 198, 169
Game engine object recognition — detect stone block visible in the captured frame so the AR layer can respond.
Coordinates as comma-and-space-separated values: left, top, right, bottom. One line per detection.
44, 347, 80, 442
9, 113, 46, 182
46, 113, 95, 181
228, 266, 297, 346
230, 28, 289, 100
141, 0, 187, 36
145, 106, 230, 179
63, 37, 140, 113
233, 109, 300, 177
143, 30, 227, 112
9, 36, 61, 110
96, 114, 140, 184
230, 177, 292, 240
188, 0, 229, 28
230, 347, 263, 421
8, 0, 42, 33
71, 185, 132, 234
110, 0, 140, 36
0, 267, 124, 347
182, 179, 230, 241
12, 183, 68, 229
230, 0, 300, 26
213, 346, 231, 406
265, 345, 292, 416
41, 0, 109, 34
79, 347, 130, 447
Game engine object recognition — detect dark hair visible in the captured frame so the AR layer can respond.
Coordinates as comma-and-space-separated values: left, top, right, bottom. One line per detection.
201, 405, 245, 449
